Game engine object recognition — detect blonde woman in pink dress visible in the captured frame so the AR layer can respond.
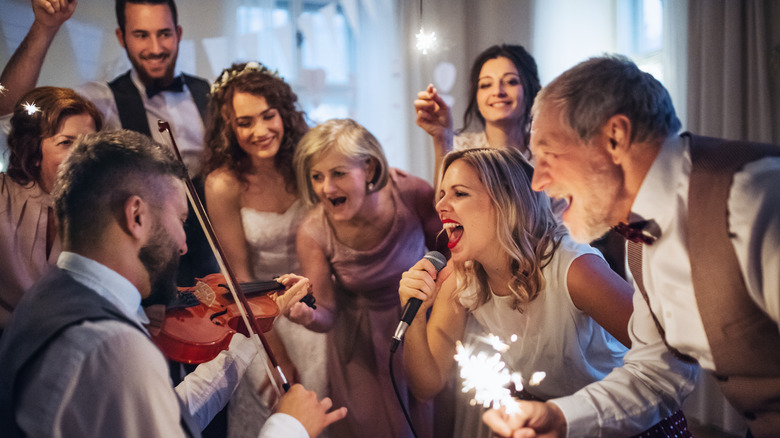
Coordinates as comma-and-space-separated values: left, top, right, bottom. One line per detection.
289, 118, 445, 438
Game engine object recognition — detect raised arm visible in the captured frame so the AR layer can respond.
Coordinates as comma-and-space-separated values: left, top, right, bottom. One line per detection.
566, 253, 633, 347
289, 225, 337, 332
0, 0, 77, 115
398, 257, 462, 401
414, 84, 454, 179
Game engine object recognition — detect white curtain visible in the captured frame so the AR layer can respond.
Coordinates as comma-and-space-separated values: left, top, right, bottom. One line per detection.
681, 1, 779, 435
686, 0, 778, 144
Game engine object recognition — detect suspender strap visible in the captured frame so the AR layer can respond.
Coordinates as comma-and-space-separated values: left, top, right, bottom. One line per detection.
626, 241, 697, 364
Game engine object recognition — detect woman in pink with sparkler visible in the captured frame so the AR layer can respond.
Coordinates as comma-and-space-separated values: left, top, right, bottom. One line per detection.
0, 87, 101, 333
398, 147, 691, 437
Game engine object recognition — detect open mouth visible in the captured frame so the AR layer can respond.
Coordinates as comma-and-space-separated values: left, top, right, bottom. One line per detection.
329, 196, 347, 207
443, 220, 464, 249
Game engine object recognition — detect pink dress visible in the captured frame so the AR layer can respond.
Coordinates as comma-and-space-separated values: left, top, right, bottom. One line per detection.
0, 174, 61, 328
297, 169, 435, 438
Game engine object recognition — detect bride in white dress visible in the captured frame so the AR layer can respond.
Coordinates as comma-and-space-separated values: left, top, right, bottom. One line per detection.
201, 61, 327, 438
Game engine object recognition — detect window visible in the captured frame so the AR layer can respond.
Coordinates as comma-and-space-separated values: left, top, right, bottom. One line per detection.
617, 0, 664, 82
236, 0, 356, 123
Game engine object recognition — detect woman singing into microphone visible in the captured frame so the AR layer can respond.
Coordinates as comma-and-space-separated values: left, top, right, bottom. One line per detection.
399, 147, 691, 437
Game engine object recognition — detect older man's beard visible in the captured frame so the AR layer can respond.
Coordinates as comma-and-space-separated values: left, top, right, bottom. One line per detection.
139, 224, 181, 307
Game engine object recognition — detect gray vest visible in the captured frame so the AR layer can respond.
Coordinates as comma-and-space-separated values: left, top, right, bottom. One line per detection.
629, 133, 780, 437
0, 267, 201, 437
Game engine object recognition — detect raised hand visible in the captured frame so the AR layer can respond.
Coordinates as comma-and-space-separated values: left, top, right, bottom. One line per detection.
33, 0, 78, 29
414, 83, 453, 143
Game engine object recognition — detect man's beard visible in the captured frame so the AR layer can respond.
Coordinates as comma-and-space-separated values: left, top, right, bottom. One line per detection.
139, 224, 181, 307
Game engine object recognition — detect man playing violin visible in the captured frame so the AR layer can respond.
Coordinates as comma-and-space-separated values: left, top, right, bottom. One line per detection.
0, 130, 346, 438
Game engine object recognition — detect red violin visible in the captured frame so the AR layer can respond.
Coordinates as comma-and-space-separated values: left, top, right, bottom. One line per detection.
153, 120, 292, 392
150, 273, 283, 364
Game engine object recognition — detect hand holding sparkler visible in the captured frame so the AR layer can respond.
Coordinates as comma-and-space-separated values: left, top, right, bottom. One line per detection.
414, 84, 453, 144
482, 400, 567, 438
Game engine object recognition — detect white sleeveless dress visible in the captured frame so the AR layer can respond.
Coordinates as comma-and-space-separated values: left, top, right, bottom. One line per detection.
227, 200, 328, 438
452, 235, 627, 437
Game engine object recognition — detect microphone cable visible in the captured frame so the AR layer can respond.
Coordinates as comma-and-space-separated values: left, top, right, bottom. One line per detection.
389, 347, 419, 438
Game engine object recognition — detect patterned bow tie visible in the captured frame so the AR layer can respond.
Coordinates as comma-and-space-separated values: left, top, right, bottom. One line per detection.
612, 220, 659, 245
146, 76, 184, 98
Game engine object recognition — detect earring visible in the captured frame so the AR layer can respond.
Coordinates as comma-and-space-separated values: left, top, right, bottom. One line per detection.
366, 181, 375, 192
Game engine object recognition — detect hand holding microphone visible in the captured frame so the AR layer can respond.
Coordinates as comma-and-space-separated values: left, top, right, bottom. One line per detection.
392, 251, 448, 352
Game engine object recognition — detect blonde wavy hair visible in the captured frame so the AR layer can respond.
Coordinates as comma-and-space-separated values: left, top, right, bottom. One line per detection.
440, 148, 565, 311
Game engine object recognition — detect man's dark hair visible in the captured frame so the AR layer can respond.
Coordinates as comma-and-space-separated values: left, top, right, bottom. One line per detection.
53, 130, 187, 248
115, 0, 178, 33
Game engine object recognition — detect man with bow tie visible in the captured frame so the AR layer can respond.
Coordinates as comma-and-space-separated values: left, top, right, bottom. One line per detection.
1, 0, 219, 294
0, 0, 208, 174
483, 55, 780, 438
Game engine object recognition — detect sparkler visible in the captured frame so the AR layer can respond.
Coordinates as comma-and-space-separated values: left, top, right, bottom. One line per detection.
22, 102, 40, 115
415, 0, 436, 55
415, 28, 436, 55
454, 333, 546, 415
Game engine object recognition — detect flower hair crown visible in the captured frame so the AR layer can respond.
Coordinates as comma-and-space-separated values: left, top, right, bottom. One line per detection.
210, 61, 282, 94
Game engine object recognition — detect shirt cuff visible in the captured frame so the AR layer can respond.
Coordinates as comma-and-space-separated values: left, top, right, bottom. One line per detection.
549, 396, 596, 438
258, 413, 308, 438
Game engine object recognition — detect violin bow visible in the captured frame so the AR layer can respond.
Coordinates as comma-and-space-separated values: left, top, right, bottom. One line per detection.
157, 120, 290, 394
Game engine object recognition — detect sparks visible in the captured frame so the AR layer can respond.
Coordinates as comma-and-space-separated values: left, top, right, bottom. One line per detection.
415, 28, 437, 55
0, 83, 6, 95
486, 333, 509, 353
529, 371, 546, 386
22, 102, 40, 115
454, 333, 548, 414
454, 340, 522, 414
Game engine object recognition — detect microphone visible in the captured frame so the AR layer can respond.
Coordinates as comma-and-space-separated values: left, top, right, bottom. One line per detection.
391, 251, 447, 352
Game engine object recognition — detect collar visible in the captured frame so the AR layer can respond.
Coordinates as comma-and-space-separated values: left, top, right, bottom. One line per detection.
629, 135, 689, 242
56, 251, 150, 330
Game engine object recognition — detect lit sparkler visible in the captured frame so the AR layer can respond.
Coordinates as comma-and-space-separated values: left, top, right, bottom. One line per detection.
414, 0, 436, 55
0, 83, 7, 95
415, 28, 437, 55
22, 102, 40, 115
454, 333, 547, 415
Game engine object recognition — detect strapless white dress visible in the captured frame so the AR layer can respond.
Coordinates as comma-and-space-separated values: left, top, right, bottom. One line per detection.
227, 200, 328, 438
